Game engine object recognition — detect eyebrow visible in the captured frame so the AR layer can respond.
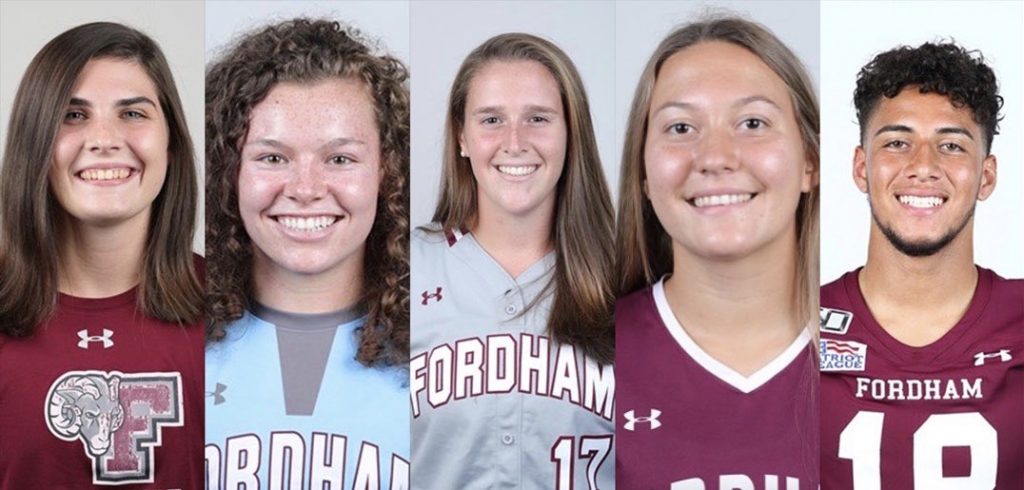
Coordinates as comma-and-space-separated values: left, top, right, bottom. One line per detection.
733, 95, 782, 110
68, 96, 158, 108
653, 95, 781, 115
246, 137, 366, 151
470, 105, 559, 115
873, 124, 974, 140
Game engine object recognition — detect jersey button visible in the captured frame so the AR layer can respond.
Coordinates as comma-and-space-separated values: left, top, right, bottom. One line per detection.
501, 433, 514, 445
504, 304, 517, 315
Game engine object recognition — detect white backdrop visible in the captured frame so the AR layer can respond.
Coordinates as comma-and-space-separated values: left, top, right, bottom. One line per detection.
820, 0, 1024, 282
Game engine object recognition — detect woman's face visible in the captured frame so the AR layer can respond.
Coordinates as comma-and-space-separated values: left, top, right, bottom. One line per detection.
459, 60, 567, 222
50, 58, 169, 227
644, 41, 811, 261
238, 79, 381, 278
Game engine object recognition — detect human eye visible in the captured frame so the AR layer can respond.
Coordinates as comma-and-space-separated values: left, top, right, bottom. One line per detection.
328, 154, 353, 165
940, 142, 965, 153
667, 122, 694, 135
528, 115, 550, 124
64, 110, 87, 123
257, 154, 286, 164
883, 140, 908, 150
741, 118, 767, 130
481, 116, 501, 125
121, 109, 147, 120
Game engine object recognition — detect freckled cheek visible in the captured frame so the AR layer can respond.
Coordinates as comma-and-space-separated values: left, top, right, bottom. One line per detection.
238, 169, 287, 218
327, 171, 380, 216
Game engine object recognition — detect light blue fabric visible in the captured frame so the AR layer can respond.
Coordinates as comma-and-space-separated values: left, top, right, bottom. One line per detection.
205, 312, 409, 490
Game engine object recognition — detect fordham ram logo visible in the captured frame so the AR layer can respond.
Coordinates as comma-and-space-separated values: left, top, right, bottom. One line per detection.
45, 370, 183, 485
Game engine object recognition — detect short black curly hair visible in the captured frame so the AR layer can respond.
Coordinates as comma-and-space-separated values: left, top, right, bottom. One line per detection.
854, 42, 1003, 153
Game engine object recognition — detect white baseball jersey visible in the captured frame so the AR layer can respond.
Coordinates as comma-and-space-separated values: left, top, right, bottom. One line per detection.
410, 226, 615, 489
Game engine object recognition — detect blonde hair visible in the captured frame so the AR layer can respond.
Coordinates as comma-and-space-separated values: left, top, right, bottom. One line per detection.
616, 17, 820, 329
431, 33, 616, 363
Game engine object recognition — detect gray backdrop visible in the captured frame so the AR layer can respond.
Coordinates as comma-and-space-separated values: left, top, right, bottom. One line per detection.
0, 0, 205, 253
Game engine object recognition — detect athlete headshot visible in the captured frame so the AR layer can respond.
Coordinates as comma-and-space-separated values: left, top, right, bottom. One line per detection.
409, 32, 616, 489
819, 41, 1024, 489
615, 15, 820, 489
0, 22, 204, 488
203, 18, 410, 489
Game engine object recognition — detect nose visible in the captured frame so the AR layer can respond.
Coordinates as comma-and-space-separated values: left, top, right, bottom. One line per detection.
904, 145, 940, 182
502, 125, 526, 155
86, 117, 123, 153
695, 130, 739, 174
285, 160, 327, 203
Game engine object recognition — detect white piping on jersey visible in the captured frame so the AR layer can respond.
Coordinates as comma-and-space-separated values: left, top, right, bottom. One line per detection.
653, 278, 811, 394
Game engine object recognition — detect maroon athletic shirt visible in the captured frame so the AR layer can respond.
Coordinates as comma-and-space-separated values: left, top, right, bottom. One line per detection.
820, 267, 1024, 489
617, 279, 820, 490
0, 281, 203, 488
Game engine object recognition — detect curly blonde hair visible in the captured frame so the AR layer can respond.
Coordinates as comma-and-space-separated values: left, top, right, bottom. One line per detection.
205, 18, 409, 366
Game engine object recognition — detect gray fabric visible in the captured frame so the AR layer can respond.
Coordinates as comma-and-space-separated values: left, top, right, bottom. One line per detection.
251, 302, 363, 416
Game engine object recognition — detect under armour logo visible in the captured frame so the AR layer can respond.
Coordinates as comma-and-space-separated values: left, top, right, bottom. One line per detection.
206, 383, 227, 405
421, 287, 443, 305
974, 349, 1012, 366
77, 329, 114, 349
623, 409, 662, 431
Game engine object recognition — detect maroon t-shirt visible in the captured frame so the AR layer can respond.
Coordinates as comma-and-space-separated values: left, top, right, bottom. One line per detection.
617, 280, 820, 489
820, 267, 1024, 490
0, 287, 203, 489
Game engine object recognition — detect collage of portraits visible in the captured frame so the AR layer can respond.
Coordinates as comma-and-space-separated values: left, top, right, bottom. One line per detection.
0, 1, 1022, 489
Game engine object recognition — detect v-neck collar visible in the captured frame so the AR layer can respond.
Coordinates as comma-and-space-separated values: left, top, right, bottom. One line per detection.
842, 266, 992, 366
449, 229, 555, 288
652, 278, 811, 394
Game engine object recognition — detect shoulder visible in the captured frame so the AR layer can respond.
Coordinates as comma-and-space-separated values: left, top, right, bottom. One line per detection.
615, 285, 656, 322
820, 269, 858, 306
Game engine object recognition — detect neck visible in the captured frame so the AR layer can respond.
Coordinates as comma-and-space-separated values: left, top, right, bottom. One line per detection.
471, 200, 555, 278
860, 224, 977, 311
664, 226, 802, 338
57, 212, 148, 297
251, 248, 364, 314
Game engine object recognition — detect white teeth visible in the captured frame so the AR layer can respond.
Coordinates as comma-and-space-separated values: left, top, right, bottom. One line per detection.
80, 168, 131, 181
692, 193, 753, 208
277, 216, 338, 231
497, 165, 538, 176
898, 195, 944, 208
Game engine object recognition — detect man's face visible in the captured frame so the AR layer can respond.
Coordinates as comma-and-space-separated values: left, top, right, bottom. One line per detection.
854, 88, 997, 257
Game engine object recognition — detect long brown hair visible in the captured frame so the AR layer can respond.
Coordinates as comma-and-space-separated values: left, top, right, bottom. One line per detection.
616, 17, 820, 327
431, 33, 615, 364
205, 19, 409, 367
0, 22, 202, 336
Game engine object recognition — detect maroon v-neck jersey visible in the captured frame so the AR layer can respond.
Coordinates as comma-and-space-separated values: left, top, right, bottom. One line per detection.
0, 287, 204, 489
820, 267, 1024, 490
616, 279, 819, 490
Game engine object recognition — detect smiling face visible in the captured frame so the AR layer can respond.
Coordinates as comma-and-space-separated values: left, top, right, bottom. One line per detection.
644, 41, 811, 261
238, 79, 381, 277
459, 60, 567, 222
49, 58, 169, 227
855, 88, 996, 257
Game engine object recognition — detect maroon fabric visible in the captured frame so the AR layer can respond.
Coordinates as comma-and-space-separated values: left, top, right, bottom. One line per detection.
0, 273, 203, 489
616, 286, 820, 489
821, 267, 1024, 490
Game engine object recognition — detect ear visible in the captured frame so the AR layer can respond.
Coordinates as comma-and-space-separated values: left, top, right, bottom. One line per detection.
853, 146, 869, 193
800, 154, 817, 193
977, 153, 997, 201
458, 132, 468, 159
